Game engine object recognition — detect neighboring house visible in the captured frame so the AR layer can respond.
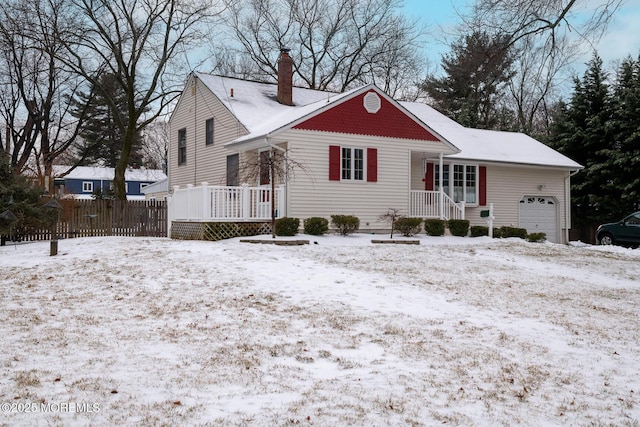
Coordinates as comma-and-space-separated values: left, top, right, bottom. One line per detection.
53, 166, 167, 200
141, 178, 169, 200
168, 49, 582, 243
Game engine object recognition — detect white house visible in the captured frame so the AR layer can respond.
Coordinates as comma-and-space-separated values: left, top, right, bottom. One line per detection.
168, 49, 582, 243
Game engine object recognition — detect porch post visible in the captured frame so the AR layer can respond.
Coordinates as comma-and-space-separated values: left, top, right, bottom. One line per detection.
201, 182, 209, 220
186, 184, 193, 220
241, 184, 250, 220
439, 153, 444, 219
278, 184, 286, 218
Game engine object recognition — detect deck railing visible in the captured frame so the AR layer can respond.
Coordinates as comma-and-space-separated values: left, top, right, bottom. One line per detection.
410, 190, 465, 220
168, 185, 463, 226
168, 183, 284, 222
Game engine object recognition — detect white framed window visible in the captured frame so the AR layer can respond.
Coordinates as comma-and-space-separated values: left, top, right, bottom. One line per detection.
82, 181, 93, 192
109, 182, 129, 193
434, 162, 478, 204
341, 147, 364, 181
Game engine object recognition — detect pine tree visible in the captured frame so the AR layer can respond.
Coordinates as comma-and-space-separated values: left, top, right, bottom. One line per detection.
608, 56, 640, 213
0, 155, 53, 242
423, 31, 516, 129
548, 53, 615, 231
70, 73, 145, 168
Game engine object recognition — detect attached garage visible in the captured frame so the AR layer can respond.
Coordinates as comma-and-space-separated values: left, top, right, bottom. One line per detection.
519, 196, 558, 243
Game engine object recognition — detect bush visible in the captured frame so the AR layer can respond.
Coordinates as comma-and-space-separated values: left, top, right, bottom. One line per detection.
423, 219, 445, 236
448, 219, 470, 237
497, 226, 528, 239
303, 217, 329, 235
275, 217, 300, 236
470, 225, 489, 237
527, 232, 547, 243
330, 215, 360, 236
493, 227, 503, 238
393, 217, 422, 237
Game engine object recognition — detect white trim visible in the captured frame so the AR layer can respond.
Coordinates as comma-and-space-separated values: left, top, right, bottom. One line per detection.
340, 146, 366, 181
429, 160, 479, 207
82, 181, 93, 193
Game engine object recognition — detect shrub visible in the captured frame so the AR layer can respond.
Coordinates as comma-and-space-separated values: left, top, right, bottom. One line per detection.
493, 227, 503, 238
423, 219, 445, 236
448, 219, 470, 237
394, 217, 422, 237
527, 232, 547, 243
330, 215, 360, 236
303, 217, 329, 235
275, 217, 300, 236
470, 225, 489, 237
498, 226, 528, 239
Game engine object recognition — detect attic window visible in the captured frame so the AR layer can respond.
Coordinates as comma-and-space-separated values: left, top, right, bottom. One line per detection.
363, 92, 381, 114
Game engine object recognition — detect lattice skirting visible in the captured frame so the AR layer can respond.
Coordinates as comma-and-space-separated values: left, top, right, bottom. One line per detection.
171, 221, 272, 241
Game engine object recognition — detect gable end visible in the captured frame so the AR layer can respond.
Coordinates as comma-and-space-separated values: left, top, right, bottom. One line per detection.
293, 90, 439, 141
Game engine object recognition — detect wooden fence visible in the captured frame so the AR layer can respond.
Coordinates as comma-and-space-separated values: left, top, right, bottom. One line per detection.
20, 199, 167, 241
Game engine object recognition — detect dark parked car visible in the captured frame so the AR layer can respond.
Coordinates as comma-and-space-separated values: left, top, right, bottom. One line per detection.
596, 212, 640, 246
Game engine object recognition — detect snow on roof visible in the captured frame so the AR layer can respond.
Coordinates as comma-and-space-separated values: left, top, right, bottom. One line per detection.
141, 178, 168, 195
195, 73, 333, 135
53, 165, 167, 182
400, 102, 583, 169
195, 72, 582, 170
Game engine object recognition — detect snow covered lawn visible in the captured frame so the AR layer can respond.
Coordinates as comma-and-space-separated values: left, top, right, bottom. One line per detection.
1, 235, 639, 426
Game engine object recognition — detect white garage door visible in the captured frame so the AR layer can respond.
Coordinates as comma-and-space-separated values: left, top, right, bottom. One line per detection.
519, 196, 558, 243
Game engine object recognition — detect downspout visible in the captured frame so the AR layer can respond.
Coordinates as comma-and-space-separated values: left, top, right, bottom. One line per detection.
564, 169, 580, 244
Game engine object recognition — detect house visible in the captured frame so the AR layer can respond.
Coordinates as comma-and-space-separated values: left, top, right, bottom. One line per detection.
141, 178, 169, 200
167, 49, 582, 243
53, 165, 167, 200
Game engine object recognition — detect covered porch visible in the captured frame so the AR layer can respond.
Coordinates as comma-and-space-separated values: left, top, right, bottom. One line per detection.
167, 182, 464, 225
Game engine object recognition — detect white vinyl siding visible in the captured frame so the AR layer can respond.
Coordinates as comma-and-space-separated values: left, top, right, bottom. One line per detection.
464, 164, 569, 233
283, 129, 450, 229
169, 76, 248, 189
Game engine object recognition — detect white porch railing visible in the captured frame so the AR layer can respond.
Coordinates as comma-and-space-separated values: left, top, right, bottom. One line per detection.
410, 190, 465, 220
168, 183, 285, 222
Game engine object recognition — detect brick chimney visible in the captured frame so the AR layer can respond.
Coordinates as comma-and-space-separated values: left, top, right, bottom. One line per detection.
277, 48, 294, 106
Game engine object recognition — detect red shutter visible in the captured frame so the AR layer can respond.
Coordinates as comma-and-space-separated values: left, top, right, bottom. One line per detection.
479, 166, 487, 206
367, 148, 377, 182
329, 145, 340, 181
425, 162, 434, 191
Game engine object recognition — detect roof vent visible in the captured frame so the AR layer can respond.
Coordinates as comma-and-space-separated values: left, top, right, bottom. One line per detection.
363, 92, 381, 114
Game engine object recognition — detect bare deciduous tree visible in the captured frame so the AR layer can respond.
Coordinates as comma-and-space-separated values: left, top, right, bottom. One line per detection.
467, 0, 625, 52
57, 0, 222, 199
448, 0, 626, 135
0, 0, 88, 190
141, 119, 169, 172
237, 146, 308, 238
217, 0, 427, 96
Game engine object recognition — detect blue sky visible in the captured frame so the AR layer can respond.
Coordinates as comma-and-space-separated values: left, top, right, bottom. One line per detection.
401, 0, 640, 74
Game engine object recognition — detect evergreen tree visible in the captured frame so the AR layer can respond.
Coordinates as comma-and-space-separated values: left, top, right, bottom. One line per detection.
548, 53, 615, 230
607, 55, 640, 213
422, 31, 516, 129
0, 155, 53, 242
71, 73, 145, 168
